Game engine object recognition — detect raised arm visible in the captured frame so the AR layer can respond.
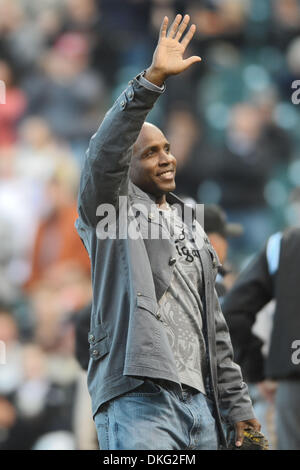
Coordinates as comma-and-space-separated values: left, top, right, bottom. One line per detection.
77, 14, 201, 227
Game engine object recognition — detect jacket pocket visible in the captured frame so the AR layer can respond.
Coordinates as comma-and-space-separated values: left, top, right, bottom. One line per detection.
132, 294, 161, 355
88, 324, 110, 361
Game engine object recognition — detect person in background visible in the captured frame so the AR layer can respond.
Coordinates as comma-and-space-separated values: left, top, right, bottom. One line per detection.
204, 204, 276, 445
0, 60, 27, 146
25, 159, 90, 292
204, 204, 243, 298
222, 226, 300, 449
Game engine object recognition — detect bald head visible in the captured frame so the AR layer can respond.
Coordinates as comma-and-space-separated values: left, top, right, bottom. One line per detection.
133, 122, 165, 159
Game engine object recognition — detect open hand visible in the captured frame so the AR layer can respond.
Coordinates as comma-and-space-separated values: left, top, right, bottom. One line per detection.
145, 14, 201, 86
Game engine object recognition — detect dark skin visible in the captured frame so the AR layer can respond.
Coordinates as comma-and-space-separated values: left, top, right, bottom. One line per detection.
131, 14, 261, 447
130, 122, 176, 207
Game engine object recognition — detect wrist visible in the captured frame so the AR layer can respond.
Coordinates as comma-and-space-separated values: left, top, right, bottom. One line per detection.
144, 66, 167, 87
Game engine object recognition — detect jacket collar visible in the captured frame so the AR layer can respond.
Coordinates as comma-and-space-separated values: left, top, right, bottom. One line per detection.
129, 181, 196, 223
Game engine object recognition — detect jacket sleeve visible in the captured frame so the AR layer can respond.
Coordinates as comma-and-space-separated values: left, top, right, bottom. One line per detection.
77, 74, 164, 227
222, 247, 274, 383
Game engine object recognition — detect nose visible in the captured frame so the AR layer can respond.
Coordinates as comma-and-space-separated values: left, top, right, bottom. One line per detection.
158, 150, 175, 166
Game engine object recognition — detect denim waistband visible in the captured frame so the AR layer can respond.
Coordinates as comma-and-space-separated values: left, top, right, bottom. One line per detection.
151, 378, 201, 398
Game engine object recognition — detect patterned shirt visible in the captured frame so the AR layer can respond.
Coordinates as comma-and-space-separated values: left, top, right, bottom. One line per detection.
158, 205, 207, 394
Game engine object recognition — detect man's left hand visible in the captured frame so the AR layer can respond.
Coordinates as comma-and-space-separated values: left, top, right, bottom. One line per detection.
234, 418, 261, 447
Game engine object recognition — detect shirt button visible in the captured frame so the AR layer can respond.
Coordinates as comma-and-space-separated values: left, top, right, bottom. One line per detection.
156, 313, 161, 319
88, 334, 95, 343
92, 349, 99, 358
127, 90, 134, 100
169, 257, 176, 266
148, 213, 154, 221
120, 100, 126, 109
137, 292, 142, 296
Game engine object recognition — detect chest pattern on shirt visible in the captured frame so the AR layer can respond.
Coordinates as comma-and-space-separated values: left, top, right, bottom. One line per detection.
160, 208, 202, 264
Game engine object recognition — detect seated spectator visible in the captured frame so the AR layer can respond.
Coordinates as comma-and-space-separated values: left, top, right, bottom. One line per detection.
24, 159, 90, 291
22, 32, 106, 163
0, 60, 26, 146
16, 116, 74, 184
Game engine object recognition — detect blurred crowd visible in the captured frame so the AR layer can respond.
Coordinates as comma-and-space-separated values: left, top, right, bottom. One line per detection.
0, 0, 300, 449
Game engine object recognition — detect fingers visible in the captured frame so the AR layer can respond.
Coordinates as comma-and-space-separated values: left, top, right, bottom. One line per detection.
181, 23, 197, 49
163, 14, 197, 49
183, 55, 202, 70
252, 420, 261, 432
234, 419, 261, 447
159, 16, 168, 39
175, 14, 190, 41
235, 422, 245, 447
167, 14, 182, 39
245, 418, 261, 432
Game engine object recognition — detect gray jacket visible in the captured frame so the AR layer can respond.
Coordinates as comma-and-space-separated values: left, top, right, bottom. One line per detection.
76, 73, 255, 447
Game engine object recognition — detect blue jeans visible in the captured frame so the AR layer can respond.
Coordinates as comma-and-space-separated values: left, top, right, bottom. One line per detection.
94, 379, 219, 450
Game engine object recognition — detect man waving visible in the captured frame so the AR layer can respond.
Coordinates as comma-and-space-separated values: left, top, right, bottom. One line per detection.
76, 14, 259, 450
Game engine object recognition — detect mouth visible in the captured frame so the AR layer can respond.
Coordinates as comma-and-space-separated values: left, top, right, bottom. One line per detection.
157, 169, 175, 181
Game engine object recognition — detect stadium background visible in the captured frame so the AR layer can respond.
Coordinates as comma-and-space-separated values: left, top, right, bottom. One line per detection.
0, 0, 299, 449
